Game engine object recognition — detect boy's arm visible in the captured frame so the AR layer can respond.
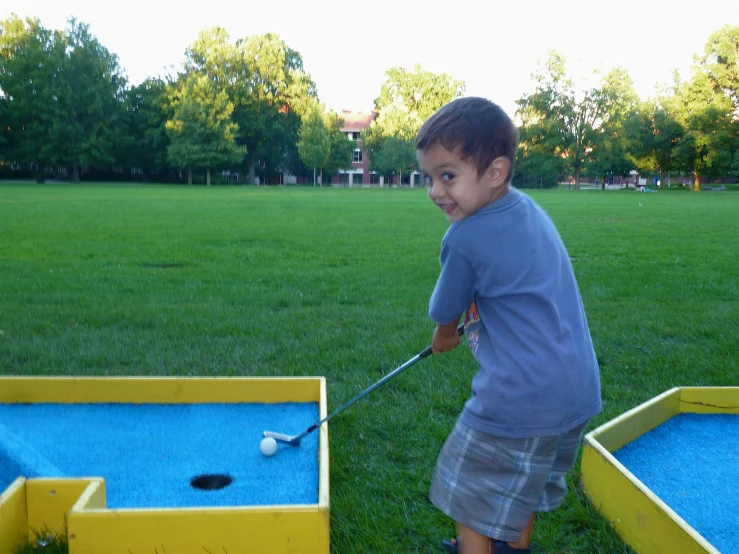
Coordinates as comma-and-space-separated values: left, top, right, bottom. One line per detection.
432, 317, 463, 354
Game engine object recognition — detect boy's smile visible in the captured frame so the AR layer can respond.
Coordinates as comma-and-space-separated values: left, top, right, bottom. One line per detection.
438, 202, 457, 217
417, 145, 509, 222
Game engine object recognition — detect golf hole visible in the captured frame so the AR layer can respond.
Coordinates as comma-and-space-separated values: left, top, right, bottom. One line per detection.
190, 474, 233, 491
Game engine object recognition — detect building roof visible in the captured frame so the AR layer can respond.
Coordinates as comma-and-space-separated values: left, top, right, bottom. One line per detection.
336, 109, 376, 132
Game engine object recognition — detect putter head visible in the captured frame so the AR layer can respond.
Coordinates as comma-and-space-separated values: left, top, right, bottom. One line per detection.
263, 430, 301, 446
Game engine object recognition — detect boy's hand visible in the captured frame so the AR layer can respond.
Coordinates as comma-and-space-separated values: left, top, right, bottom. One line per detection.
432, 322, 461, 354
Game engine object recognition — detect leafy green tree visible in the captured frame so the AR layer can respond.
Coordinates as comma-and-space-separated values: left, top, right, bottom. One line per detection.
0, 15, 61, 182
374, 64, 466, 123
370, 137, 416, 185
324, 111, 355, 174
297, 106, 330, 186
514, 128, 567, 188
234, 33, 317, 184
0, 94, 7, 159
625, 98, 684, 185
363, 64, 465, 160
119, 78, 170, 180
672, 71, 733, 189
184, 27, 243, 89
591, 68, 640, 186
165, 73, 243, 185
48, 18, 126, 182
700, 25, 739, 113
698, 24, 739, 180
516, 51, 610, 189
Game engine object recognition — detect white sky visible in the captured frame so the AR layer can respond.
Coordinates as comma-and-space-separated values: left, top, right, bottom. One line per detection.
4, 0, 738, 117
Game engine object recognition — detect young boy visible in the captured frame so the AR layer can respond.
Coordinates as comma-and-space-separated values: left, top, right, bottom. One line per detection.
416, 97, 601, 554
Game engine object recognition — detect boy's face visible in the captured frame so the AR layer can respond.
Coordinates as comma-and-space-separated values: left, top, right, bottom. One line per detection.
417, 145, 509, 223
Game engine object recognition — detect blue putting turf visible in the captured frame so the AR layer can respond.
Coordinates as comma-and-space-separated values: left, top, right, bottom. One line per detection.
0, 402, 319, 508
613, 413, 738, 553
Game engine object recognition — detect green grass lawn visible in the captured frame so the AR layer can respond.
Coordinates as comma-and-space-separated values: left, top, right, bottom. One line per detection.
1, 183, 737, 553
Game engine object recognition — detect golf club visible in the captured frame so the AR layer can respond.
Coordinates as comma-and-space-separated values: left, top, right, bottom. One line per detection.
263, 324, 464, 446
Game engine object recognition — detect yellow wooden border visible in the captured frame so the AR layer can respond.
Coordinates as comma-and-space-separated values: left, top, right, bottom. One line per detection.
0, 376, 321, 403
0, 478, 27, 554
0, 377, 330, 554
68, 505, 324, 554
679, 386, 739, 414
27, 478, 104, 536
317, 375, 331, 553
65, 477, 327, 554
581, 386, 739, 554
587, 387, 680, 453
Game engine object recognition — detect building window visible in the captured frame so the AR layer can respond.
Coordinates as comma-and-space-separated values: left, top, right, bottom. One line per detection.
370, 173, 380, 184
353, 173, 363, 185
340, 173, 350, 185
353, 149, 363, 163
353, 132, 361, 140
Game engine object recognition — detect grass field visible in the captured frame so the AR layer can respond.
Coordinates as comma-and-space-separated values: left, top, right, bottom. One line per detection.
1, 183, 737, 554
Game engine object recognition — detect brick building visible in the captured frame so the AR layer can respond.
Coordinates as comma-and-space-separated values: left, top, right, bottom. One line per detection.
331, 109, 376, 186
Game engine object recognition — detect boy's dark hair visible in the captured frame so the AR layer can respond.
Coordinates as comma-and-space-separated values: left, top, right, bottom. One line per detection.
415, 97, 518, 182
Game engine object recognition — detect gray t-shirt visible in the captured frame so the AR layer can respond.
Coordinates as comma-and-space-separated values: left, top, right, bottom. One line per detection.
429, 188, 601, 438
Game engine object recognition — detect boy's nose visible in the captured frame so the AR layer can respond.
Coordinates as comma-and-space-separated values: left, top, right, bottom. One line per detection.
428, 180, 441, 199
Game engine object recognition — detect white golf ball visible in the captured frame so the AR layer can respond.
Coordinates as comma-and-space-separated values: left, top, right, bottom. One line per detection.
260, 436, 278, 457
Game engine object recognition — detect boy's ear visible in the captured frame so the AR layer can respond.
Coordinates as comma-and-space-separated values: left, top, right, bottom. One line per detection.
485, 157, 511, 188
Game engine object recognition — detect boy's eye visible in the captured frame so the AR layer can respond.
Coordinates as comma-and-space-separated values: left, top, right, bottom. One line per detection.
442, 173, 454, 182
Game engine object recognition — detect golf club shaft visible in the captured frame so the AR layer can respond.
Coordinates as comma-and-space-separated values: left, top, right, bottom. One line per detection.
290, 324, 465, 443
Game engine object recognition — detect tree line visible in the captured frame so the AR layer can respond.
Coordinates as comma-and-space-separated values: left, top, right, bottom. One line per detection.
0, 17, 354, 185
360, 26, 738, 191
516, 25, 738, 190
0, 15, 737, 190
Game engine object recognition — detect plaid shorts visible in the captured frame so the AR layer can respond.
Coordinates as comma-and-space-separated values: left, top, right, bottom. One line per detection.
429, 419, 586, 542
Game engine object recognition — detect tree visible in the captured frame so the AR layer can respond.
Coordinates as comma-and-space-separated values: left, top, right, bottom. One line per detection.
234, 33, 317, 184
698, 25, 739, 180
184, 27, 242, 89
48, 18, 126, 182
362, 64, 465, 160
625, 99, 684, 185
323, 110, 355, 175
374, 64, 466, 124
667, 26, 739, 191
165, 73, 243, 185
297, 106, 330, 186
181, 29, 319, 185
700, 25, 739, 114
0, 94, 7, 159
514, 127, 567, 188
516, 51, 610, 189
672, 71, 733, 189
370, 137, 416, 186
0, 15, 61, 182
591, 68, 640, 186
119, 78, 170, 180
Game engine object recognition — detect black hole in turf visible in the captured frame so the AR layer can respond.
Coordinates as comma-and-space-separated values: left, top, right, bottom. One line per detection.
190, 474, 233, 490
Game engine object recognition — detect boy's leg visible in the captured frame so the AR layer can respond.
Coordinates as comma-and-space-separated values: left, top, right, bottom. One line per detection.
432, 421, 585, 553
455, 522, 490, 554
451, 515, 535, 553
502, 514, 535, 549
